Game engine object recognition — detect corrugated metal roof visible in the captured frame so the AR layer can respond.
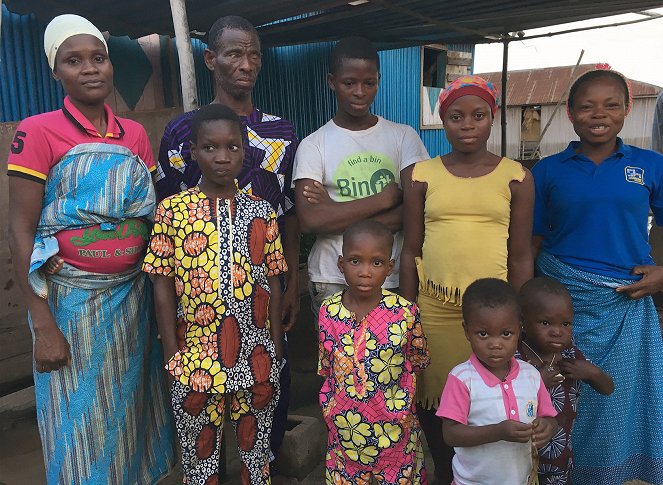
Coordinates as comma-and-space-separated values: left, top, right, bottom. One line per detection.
6, 0, 663, 46
477, 65, 663, 106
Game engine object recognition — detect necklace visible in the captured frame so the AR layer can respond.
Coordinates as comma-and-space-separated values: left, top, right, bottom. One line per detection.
522, 341, 557, 372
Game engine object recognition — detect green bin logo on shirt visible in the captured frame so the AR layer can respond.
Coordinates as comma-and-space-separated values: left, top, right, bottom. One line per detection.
334, 152, 397, 201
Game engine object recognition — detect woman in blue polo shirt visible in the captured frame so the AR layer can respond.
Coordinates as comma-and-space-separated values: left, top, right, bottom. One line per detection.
532, 65, 663, 485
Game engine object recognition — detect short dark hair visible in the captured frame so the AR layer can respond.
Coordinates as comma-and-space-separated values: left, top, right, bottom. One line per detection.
462, 278, 519, 324
342, 219, 393, 254
329, 36, 380, 75
568, 70, 630, 111
190, 104, 242, 143
519, 276, 572, 317
207, 16, 259, 51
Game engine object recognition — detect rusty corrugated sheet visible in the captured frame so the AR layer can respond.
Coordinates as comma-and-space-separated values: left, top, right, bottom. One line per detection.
478, 65, 662, 106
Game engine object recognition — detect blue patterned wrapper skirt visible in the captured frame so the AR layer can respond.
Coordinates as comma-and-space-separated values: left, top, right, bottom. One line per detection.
31, 271, 175, 485
537, 251, 663, 485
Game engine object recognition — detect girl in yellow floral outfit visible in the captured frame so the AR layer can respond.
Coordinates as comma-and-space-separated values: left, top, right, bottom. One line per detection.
144, 105, 286, 485
319, 220, 430, 484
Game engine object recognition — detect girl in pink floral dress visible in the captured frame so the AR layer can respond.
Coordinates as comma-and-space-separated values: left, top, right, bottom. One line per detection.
318, 220, 430, 484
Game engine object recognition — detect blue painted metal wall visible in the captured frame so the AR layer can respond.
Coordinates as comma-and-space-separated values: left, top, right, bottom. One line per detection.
0, 5, 64, 122
254, 43, 336, 139
376, 46, 450, 157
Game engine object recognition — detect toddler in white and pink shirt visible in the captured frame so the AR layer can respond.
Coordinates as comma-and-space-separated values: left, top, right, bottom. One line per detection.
436, 278, 558, 485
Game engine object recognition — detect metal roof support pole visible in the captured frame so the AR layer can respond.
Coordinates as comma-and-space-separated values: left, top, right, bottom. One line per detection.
500, 37, 509, 157
533, 49, 584, 159
169, 0, 198, 111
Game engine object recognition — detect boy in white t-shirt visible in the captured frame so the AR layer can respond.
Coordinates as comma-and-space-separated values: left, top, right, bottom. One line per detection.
293, 36, 429, 314
437, 278, 558, 485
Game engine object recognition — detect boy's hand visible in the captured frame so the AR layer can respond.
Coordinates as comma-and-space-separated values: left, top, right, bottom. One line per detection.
496, 420, 533, 443
533, 418, 557, 448
558, 358, 598, 381
281, 285, 299, 332
560, 357, 614, 395
302, 181, 332, 205
379, 182, 403, 209
273, 337, 284, 362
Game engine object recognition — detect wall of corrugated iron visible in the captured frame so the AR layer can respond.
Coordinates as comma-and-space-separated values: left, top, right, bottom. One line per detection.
0, 6, 65, 122
254, 42, 336, 139
377, 45, 451, 157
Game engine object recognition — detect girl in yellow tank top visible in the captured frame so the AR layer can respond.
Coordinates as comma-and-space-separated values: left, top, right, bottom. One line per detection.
400, 76, 534, 483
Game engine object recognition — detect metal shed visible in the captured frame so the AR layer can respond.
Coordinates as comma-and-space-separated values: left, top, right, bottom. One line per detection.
479, 66, 663, 160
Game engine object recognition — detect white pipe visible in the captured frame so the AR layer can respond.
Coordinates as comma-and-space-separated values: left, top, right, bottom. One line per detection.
169, 0, 198, 111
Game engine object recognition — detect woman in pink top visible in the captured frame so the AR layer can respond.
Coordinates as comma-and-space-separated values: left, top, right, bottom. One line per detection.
7, 14, 174, 484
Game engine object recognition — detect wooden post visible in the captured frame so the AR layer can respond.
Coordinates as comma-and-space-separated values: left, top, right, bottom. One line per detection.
500, 38, 509, 157
169, 0, 198, 111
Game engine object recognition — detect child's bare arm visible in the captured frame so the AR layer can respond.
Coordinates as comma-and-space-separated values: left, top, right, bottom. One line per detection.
268, 275, 284, 361
302, 179, 404, 232
558, 358, 614, 395
152, 274, 178, 364
442, 418, 533, 447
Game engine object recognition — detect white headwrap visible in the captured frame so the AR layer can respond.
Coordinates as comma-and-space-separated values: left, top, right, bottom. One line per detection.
44, 14, 108, 70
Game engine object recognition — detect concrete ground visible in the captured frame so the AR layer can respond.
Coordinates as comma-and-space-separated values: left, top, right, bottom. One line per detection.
0, 290, 654, 485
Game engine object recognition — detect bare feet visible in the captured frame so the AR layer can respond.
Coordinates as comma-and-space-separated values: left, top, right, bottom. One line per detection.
42, 255, 64, 275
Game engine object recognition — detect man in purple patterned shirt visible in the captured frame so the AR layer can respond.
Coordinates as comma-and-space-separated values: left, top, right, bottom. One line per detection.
155, 15, 299, 461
